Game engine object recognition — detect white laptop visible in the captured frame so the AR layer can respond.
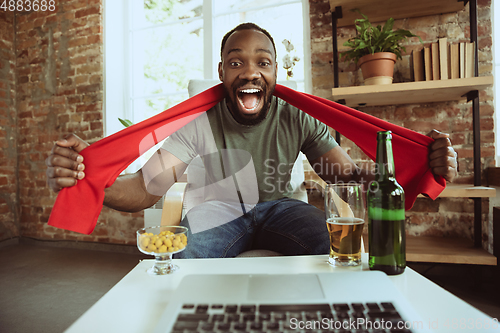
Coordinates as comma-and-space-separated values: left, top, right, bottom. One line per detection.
153, 271, 430, 332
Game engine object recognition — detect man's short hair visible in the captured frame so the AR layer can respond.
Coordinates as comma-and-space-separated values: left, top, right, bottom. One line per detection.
220, 23, 277, 60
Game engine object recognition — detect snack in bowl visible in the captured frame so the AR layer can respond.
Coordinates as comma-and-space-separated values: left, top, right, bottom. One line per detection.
139, 230, 187, 254
136, 225, 189, 275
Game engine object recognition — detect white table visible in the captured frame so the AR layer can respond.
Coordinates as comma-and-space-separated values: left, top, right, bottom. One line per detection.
65, 255, 499, 332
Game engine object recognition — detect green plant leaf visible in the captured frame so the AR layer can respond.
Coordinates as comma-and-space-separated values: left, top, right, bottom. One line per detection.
118, 118, 134, 127
340, 10, 421, 64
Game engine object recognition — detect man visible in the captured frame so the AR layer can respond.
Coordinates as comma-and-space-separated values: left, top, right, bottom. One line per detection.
46, 23, 458, 258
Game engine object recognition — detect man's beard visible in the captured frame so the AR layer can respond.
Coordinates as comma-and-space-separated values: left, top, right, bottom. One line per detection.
225, 79, 276, 126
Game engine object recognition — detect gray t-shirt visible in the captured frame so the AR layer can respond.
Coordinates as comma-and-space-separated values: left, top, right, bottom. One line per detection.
161, 96, 338, 203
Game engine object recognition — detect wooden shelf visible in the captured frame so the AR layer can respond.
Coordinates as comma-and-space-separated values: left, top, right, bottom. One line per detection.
362, 235, 496, 265
406, 236, 497, 265
304, 170, 496, 199
329, 0, 464, 27
329, 0, 496, 266
429, 184, 496, 198
331, 76, 494, 107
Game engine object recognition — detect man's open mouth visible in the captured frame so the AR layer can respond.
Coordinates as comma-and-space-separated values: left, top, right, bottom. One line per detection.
237, 88, 263, 112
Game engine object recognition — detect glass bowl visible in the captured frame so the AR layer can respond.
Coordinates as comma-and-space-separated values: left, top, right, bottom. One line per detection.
137, 225, 188, 275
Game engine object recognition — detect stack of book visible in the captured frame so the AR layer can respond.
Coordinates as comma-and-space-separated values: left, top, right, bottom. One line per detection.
411, 38, 475, 81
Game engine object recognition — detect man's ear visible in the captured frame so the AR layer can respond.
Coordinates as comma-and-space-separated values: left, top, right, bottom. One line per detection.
218, 62, 223, 81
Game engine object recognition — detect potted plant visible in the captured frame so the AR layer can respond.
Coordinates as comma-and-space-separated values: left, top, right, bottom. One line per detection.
341, 12, 421, 85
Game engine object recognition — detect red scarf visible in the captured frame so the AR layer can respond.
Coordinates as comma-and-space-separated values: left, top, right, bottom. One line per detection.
48, 84, 445, 234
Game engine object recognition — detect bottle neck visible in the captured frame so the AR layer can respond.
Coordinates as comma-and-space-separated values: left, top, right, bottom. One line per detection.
375, 136, 396, 181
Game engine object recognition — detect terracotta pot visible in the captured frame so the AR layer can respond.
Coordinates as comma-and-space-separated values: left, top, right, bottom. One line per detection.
358, 52, 397, 85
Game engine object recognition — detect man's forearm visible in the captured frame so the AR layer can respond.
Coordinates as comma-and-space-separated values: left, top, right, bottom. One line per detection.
103, 171, 161, 212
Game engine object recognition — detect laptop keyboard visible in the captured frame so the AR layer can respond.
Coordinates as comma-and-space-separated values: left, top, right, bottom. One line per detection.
170, 302, 413, 333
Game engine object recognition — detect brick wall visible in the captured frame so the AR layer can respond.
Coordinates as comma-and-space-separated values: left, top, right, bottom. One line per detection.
309, 0, 495, 251
0, 11, 18, 240
0, 1, 496, 251
0, 0, 142, 245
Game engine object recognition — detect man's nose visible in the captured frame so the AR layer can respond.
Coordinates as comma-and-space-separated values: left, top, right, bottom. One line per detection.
239, 63, 261, 81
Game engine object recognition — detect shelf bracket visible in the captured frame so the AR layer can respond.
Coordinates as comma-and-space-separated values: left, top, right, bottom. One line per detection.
464, 90, 479, 102
331, 6, 343, 144
331, 6, 342, 89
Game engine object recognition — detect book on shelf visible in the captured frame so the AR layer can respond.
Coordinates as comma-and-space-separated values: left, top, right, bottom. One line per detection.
423, 45, 432, 81
459, 42, 466, 78
465, 41, 476, 78
412, 39, 475, 82
438, 38, 449, 80
450, 43, 459, 79
431, 42, 440, 80
411, 49, 425, 81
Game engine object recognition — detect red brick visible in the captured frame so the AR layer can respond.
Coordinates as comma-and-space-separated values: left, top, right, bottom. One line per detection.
61, 11, 75, 21
46, 15, 58, 25
450, 133, 466, 145
76, 64, 101, 75
480, 117, 494, 131
481, 146, 495, 157
481, 131, 494, 143
480, 104, 494, 116
63, 1, 88, 11
90, 121, 102, 130
455, 148, 474, 158
76, 83, 101, 94
68, 37, 88, 48
70, 56, 88, 65
76, 103, 99, 112
83, 112, 102, 121
75, 6, 101, 19
17, 20, 34, 32
0, 204, 10, 214
18, 111, 33, 118
403, 120, 449, 132
74, 75, 89, 85
57, 88, 76, 96
451, 118, 472, 131
412, 106, 436, 119
478, 36, 492, 49
67, 96, 81, 104
70, 19, 87, 30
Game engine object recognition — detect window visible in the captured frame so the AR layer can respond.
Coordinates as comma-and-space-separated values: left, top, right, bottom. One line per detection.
105, 0, 311, 171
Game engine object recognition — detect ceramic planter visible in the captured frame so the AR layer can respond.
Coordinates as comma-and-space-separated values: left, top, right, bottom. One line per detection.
358, 52, 397, 85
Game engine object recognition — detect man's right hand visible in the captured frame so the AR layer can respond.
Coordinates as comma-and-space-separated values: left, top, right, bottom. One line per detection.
45, 134, 89, 193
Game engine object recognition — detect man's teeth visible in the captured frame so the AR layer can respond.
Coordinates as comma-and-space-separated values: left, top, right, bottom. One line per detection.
240, 89, 261, 94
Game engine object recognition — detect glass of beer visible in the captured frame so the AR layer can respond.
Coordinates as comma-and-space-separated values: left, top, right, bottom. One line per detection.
325, 183, 366, 266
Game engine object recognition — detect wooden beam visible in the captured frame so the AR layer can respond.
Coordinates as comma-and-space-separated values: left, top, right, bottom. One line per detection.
329, 0, 464, 28
406, 236, 497, 265
331, 77, 493, 107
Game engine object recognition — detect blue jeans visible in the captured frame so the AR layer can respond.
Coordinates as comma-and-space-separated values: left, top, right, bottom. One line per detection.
175, 198, 329, 258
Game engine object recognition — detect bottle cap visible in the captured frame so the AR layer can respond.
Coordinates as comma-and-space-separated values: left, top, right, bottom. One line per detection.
377, 130, 392, 140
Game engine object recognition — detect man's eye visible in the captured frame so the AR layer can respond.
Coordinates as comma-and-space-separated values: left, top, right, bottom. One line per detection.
230, 62, 241, 67
260, 62, 270, 67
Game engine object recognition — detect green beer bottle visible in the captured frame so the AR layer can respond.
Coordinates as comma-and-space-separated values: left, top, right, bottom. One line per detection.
367, 131, 406, 275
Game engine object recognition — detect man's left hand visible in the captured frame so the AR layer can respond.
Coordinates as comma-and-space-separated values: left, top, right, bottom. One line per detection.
427, 130, 458, 182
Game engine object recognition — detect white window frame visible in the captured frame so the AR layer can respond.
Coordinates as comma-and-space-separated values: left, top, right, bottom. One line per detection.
104, 0, 312, 139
